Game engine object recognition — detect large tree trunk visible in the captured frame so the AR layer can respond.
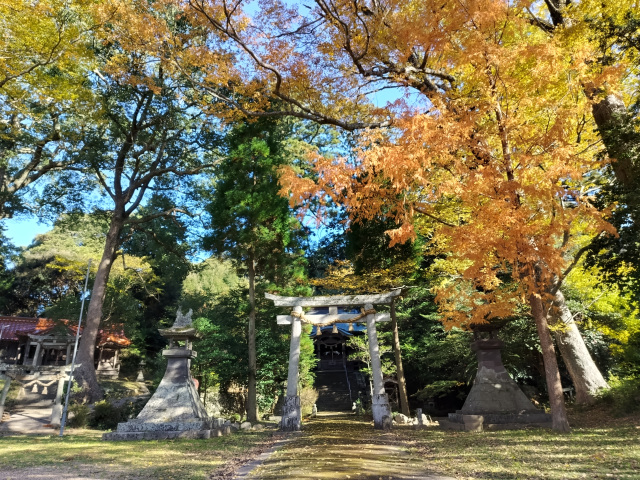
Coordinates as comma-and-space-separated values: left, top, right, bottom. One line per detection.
246, 250, 259, 422
589, 92, 635, 188
73, 213, 124, 403
390, 300, 410, 416
550, 290, 608, 404
529, 293, 571, 432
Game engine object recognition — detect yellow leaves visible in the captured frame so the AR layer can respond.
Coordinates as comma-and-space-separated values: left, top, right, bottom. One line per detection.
0, 0, 99, 106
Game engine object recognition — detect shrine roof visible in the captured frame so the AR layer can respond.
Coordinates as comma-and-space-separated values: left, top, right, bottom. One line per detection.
0, 316, 130, 346
0, 316, 40, 341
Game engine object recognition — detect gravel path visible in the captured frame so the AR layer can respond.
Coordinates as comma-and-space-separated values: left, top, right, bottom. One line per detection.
240, 413, 457, 480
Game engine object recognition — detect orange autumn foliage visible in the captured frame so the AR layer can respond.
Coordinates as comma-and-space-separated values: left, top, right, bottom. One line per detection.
275, 0, 618, 328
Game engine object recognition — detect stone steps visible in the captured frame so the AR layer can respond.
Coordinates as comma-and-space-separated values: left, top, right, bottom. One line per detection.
314, 371, 357, 411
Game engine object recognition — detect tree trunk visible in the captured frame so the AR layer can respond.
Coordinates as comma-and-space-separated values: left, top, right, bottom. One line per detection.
73, 213, 124, 403
588, 92, 636, 188
529, 293, 571, 432
390, 300, 410, 416
549, 290, 609, 404
246, 250, 259, 422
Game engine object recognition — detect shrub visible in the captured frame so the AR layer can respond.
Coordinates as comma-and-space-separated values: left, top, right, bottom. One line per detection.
300, 385, 319, 417
90, 400, 124, 430
67, 403, 90, 428
596, 376, 640, 416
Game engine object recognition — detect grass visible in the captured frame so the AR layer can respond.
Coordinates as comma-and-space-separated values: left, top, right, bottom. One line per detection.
0, 409, 638, 479
406, 424, 640, 479
0, 428, 273, 480
248, 410, 640, 480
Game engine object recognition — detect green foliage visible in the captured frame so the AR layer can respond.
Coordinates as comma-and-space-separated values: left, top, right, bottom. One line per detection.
393, 287, 474, 395
89, 399, 145, 430
563, 265, 640, 378
67, 403, 90, 428
596, 376, 640, 416
121, 194, 194, 356
347, 331, 396, 380
191, 286, 316, 416
181, 257, 244, 313
89, 401, 124, 430
2, 214, 157, 327
202, 116, 307, 283
299, 385, 319, 417
415, 380, 466, 401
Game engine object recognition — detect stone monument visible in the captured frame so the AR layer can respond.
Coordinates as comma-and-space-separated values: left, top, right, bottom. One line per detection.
104, 309, 224, 440
441, 327, 552, 431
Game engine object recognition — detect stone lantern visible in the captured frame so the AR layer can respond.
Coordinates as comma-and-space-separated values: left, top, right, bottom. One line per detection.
104, 309, 221, 440
442, 321, 552, 431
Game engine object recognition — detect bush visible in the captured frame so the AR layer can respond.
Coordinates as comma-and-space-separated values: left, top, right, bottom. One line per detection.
67, 403, 90, 428
300, 385, 319, 417
596, 376, 640, 416
90, 400, 125, 430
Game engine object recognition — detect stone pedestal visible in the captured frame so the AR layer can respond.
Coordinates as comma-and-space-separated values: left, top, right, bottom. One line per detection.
372, 393, 391, 430
281, 395, 301, 431
441, 335, 551, 431
104, 309, 223, 441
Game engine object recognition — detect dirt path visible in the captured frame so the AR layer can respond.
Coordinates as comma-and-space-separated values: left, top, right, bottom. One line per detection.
241, 413, 456, 480
0, 408, 54, 435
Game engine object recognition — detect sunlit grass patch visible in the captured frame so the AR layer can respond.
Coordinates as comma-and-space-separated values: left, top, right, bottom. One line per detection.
0, 429, 272, 480
405, 425, 640, 479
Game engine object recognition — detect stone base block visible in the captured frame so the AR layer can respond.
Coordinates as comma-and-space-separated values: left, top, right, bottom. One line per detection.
372, 394, 391, 430
115, 420, 213, 433
280, 395, 301, 432
441, 412, 553, 432
102, 427, 229, 441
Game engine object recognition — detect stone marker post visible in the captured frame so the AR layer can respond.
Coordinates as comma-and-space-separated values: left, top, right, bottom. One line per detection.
0, 375, 12, 422
281, 306, 302, 431
50, 370, 66, 427
416, 407, 424, 429
366, 303, 391, 429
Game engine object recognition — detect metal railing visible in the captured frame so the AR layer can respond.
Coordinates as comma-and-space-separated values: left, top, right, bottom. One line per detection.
343, 356, 352, 403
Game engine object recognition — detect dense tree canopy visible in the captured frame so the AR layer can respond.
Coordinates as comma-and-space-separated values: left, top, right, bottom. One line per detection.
0, 0, 639, 431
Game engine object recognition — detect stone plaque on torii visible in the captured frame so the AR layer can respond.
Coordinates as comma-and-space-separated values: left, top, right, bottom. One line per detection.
266, 289, 402, 431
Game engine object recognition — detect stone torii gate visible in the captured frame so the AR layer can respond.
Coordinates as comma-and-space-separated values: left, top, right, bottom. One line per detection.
266, 289, 402, 431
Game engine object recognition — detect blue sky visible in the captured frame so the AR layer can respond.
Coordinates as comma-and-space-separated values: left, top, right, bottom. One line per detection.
3, 216, 51, 247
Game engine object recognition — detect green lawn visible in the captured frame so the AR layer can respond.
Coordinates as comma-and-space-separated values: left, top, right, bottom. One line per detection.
0, 428, 273, 480
0, 410, 638, 480
406, 425, 640, 479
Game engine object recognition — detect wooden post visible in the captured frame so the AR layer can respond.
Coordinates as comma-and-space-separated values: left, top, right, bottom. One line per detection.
22, 340, 31, 365
281, 306, 302, 431
366, 303, 391, 429
32, 342, 42, 367
391, 299, 410, 416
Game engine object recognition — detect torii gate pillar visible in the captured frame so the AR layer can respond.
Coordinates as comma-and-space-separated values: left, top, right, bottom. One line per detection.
281, 306, 302, 431
366, 303, 392, 429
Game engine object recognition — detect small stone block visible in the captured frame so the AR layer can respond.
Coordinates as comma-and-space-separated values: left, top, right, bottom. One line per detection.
462, 415, 484, 432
